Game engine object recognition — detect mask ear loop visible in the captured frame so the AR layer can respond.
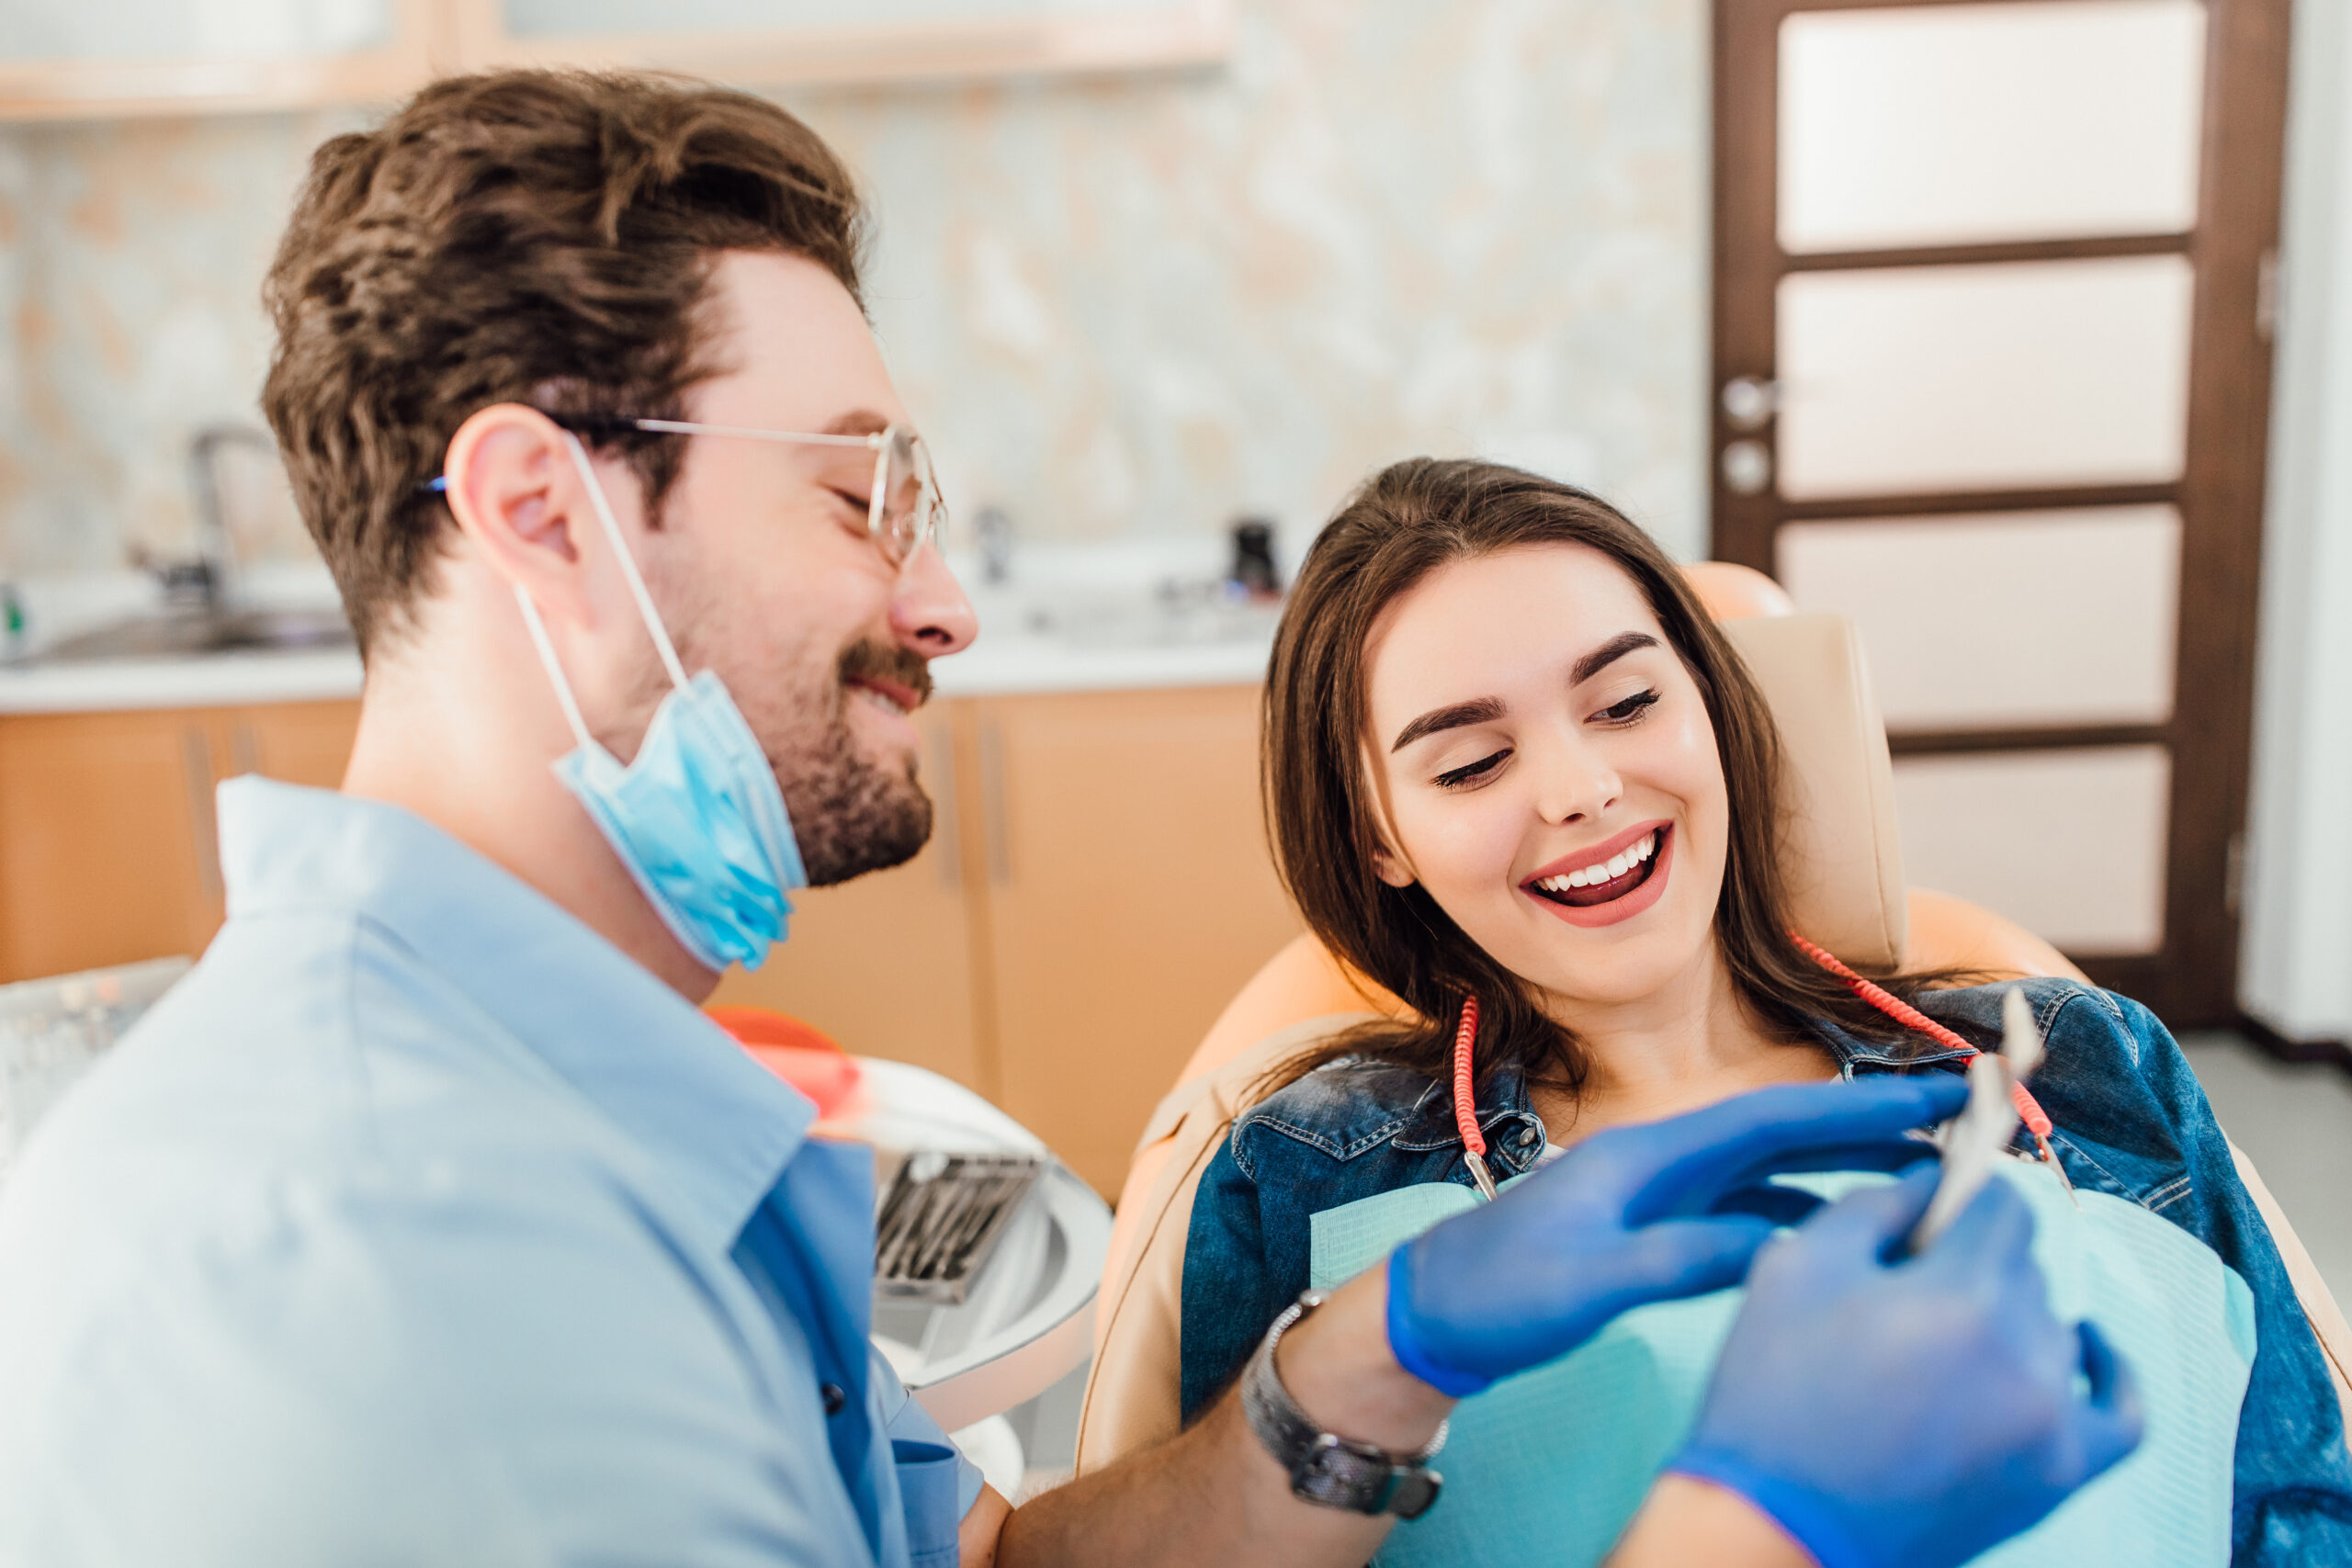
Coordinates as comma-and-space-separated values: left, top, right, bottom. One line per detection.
560, 431, 691, 693
514, 586, 597, 756
507, 431, 693, 758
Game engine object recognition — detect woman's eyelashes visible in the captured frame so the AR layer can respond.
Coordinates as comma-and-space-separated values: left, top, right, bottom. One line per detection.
1426, 690, 1661, 788
1434, 749, 1511, 790
1595, 688, 1661, 726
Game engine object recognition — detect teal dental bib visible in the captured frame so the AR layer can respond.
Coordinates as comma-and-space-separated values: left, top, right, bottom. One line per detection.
1308, 1161, 2256, 1568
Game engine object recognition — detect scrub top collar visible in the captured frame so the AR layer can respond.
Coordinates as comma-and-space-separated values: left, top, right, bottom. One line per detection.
216, 775, 815, 1258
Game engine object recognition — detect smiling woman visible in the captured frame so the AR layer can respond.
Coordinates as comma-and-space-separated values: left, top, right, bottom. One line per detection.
1263, 458, 1932, 1111
1177, 457, 2352, 1567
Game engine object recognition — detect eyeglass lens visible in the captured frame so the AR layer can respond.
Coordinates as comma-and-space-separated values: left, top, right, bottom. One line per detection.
873, 427, 946, 566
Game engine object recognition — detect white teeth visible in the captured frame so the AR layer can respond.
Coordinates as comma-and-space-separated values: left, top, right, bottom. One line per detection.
1539, 830, 1660, 895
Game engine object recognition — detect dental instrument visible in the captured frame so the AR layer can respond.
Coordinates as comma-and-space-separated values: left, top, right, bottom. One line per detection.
1914, 987, 2058, 1247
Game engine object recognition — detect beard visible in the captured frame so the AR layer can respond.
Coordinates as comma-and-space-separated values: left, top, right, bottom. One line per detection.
775, 637, 937, 887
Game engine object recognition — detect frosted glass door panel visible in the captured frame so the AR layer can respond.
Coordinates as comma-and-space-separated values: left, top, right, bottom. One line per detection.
1777, 255, 2194, 499
505, 0, 1182, 35
1892, 747, 2169, 953
1779, 507, 2181, 728
0, 0, 389, 60
1780, 0, 2206, 254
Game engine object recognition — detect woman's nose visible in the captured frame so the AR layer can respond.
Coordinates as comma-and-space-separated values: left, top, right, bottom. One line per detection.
891, 543, 978, 656
1532, 738, 1621, 826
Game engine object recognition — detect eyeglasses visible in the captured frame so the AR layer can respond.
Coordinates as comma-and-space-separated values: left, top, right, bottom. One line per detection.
427, 413, 949, 569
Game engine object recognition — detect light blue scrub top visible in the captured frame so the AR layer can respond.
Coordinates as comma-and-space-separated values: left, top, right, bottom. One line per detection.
0, 778, 980, 1566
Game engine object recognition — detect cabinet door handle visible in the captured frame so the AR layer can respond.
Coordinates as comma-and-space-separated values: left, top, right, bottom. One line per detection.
927, 722, 960, 890
979, 718, 1011, 886
182, 725, 222, 906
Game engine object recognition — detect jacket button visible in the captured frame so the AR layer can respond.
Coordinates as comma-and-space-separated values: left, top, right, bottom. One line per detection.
821, 1382, 847, 1416
1514, 1126, 1541, 1149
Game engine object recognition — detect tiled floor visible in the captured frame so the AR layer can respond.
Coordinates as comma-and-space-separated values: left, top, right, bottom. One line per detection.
2180, 1032, 2352, 1304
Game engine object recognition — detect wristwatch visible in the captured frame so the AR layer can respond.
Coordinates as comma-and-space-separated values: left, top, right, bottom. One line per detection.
1239, 1289, 1448, 1520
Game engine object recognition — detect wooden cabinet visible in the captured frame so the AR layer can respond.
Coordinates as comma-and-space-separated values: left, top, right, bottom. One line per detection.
0, 0, 439, 121
232, 700, 365, 790
452, 0, 1229, 92
0, 710, 224, 982
1, 0, 1228, 120
715, 684, 1299, 1194
0, 701, 357, 981
978, 687, 1298, 1194
4, 685, 1291, 1194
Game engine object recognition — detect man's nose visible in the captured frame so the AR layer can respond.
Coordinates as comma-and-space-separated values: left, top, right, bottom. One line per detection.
891, 543, 978, 657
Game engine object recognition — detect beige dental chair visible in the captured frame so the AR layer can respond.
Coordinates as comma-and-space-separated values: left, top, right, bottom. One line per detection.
1074, 563, 2352, 1472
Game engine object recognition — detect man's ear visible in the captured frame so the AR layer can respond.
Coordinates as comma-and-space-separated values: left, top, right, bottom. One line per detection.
440, 404, 594, 623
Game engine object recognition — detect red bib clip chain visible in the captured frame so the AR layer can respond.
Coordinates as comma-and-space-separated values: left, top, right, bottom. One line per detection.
1452, 996, 1500, 1200
1787, 932, 2067, 1179
1446, 937, 2068, 1203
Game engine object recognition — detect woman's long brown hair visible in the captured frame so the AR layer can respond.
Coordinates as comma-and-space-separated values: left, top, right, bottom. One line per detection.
1263, 457, 1950, 1100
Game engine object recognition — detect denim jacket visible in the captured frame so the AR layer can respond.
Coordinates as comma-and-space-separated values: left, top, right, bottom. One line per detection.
1181, 978, 2352, 1563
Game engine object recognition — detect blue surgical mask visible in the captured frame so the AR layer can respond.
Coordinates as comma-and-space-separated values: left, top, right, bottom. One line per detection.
512, 433, 808, 973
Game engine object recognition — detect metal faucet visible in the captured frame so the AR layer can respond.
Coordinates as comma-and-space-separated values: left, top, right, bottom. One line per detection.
975, 505, 1012, 586
132, 425, 275, 615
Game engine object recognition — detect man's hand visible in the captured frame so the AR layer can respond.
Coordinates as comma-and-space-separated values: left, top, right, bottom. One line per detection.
1668, 1166, 2143, 1568
1385, 1077, 1968, 1394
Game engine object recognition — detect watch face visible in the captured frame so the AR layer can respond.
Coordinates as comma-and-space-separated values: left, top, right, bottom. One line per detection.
1295, 1439, 1389, 1512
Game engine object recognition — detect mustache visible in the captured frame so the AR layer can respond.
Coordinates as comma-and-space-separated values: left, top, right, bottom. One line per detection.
838, 637, 934, 706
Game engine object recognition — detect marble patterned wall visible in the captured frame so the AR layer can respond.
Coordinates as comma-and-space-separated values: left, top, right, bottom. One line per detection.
0, 0, 1708, 574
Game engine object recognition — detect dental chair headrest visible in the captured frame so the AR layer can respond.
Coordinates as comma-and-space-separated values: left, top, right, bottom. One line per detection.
1716, 611, 1909, 969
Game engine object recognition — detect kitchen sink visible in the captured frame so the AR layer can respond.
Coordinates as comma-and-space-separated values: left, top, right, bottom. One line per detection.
33, 606, 355, 662
993, 581, 1283, 651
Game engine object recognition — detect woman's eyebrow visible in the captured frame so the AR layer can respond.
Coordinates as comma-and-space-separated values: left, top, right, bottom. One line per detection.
1391, 696, 1506, 752
1571, 630, 1660, 686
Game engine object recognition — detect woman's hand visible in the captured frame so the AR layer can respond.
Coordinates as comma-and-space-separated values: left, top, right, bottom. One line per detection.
1383, 1076, 1967, 1395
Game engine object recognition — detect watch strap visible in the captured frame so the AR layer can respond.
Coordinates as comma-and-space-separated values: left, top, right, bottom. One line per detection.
1239, 1290, 1447, 1520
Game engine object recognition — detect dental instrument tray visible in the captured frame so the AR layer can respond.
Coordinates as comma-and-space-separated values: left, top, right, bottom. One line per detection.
873, 1149, 1045, 1305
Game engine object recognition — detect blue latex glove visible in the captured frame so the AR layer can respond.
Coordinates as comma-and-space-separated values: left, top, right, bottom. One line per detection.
1669, 1165, 2144, 1568
1385, 1077, 1968, 1397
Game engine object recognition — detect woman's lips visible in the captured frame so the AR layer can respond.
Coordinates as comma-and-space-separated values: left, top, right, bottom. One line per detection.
1524, 824, 1675, 929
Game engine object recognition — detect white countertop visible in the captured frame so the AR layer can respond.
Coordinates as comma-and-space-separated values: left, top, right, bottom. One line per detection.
0, 545, 1280, 714
0, 632, 1272, 714
0, 649, 368, 715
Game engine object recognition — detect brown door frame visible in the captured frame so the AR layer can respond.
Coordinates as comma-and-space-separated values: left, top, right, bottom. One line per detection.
1711, 0, 2292, 1025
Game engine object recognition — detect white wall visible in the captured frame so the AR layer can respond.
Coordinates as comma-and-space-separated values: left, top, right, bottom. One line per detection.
2239, 0, 2352, 1041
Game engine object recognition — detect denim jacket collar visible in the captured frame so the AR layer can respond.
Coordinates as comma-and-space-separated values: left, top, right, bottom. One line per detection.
1380, 1010, 1983, 1169
1385, 1062, 1548, 1175
1792, 1010, 1983, 1077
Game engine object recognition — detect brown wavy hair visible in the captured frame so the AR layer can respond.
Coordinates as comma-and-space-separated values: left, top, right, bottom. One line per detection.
263, 70, 866, 655
1263, 457, 1948, 1100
